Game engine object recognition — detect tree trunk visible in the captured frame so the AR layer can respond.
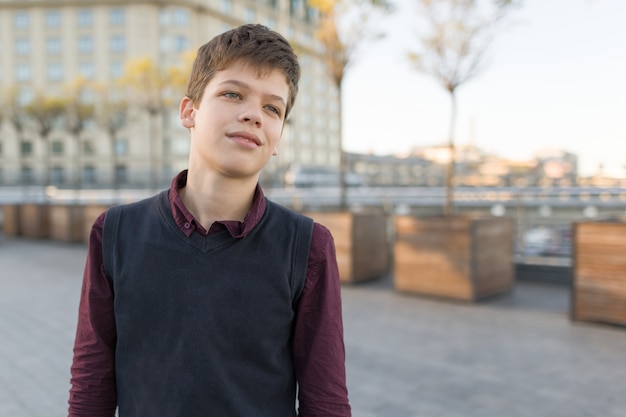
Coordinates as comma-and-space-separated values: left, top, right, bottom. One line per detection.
338, 81, 347, 209
444, 88, 457, 216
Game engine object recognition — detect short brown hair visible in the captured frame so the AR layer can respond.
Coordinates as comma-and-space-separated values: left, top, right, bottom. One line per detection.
186, 24, 300, 118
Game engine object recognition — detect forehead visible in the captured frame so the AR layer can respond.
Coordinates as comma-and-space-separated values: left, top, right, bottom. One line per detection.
209, 61, 289, 94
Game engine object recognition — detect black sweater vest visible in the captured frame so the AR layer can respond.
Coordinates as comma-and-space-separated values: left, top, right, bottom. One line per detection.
102, 190, 313, 417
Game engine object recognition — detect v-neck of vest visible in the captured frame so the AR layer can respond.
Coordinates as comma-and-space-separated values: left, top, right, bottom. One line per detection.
158, 190, 239, 254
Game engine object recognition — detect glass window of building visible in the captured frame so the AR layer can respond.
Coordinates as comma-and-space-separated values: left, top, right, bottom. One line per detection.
21, 166, 34, 184
46, 10, 61, 28
14, 11, 29, 29
21, 141, 33, 156
110, 36, 126, 53
109, 8, 125, 26
51, 141, 64, 155
83, 165, 96, 184
174, 35, 188, 53
244, 7, 255, 22
114, 164, 128, 184
79, 62, 95, 80
47, 63, 64, 81
173, 8, 190, 26
159, 9, 170, 26
114, 139, 128, 156
159, 36, 170, 53
15, 39, 30, 55
47, 37, 62, 55
221, 0, 232, 14
51, 166, 65, 184
83, 140, 95, 155
266, 17, 276, 28
18, 88, 33, 105
78, 36, 93, 54
77, 9, 93, 27
110, 61, 124, 78
16, 64, 32, 82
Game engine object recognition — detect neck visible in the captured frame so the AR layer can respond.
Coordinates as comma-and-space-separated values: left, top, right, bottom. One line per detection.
181, 169, 258, 231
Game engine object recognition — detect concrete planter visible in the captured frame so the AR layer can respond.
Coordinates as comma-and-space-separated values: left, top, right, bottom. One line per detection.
304, 210, 389, 284
82, 204, 111, 244
2, 204, 21, 236
572, 219, 626, 327
394, 215, 514, 301
19, 203, 50, 239
49, 204, 86, 243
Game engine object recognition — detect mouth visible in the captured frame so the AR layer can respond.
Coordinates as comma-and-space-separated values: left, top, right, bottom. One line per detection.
227, 131, 262, 147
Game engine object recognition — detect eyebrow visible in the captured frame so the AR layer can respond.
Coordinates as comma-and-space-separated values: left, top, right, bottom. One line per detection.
218, 79, 286, 107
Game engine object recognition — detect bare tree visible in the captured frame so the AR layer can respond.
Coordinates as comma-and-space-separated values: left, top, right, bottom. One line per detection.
94, 83, 129, 191
63, 78, 95, 191
408, 0, 520, 215
24, 94, 65, 187
308, 0, 392, 208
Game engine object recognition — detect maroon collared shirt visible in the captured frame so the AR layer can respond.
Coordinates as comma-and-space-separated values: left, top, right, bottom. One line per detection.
69, 171, 351, 417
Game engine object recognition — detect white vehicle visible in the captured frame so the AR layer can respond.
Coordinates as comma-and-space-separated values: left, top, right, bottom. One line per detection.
284, 165, 362, 188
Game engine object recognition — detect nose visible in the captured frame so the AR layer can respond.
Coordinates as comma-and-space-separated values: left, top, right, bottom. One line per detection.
238, 107, 262, 127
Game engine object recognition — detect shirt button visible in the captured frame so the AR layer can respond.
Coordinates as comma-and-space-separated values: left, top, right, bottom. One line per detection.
184, 222, 191, 229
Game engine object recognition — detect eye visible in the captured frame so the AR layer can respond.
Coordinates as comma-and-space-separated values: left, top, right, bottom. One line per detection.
265, 105, 281, 116
223, 92, 240, 99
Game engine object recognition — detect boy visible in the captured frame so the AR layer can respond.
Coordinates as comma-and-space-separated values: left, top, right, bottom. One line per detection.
68, 24, 351, 417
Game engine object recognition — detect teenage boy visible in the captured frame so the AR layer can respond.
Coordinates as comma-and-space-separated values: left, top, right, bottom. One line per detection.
68, 24, 351, 417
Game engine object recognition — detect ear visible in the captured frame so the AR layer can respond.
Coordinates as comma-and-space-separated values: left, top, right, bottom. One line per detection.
180, 96, 195, 129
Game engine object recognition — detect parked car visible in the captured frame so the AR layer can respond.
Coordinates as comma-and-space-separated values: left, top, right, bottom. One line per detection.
284, 165, 363, 188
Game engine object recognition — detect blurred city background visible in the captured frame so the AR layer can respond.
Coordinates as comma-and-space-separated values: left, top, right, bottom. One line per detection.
1, 1, 625, 416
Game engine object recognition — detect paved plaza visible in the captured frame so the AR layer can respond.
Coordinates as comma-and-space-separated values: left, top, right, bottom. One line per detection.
1, 235, 626, 417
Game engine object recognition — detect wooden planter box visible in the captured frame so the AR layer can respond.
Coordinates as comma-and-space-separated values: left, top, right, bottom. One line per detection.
19, 203, 50, 239
49, 204, 85, 243
2, 204, 21, 236
572, 220, 626, 326
394, 215, 514, 301
83, 204, 111, 244
304, 210, 389, 284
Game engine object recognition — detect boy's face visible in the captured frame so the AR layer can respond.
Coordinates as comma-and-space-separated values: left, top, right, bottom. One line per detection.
180, 61, 289, 181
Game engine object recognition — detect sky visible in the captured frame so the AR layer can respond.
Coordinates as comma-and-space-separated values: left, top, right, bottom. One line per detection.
341, 0, 626, 178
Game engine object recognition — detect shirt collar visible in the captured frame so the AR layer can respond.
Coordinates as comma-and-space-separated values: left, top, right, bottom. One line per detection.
169, 170, 266, 239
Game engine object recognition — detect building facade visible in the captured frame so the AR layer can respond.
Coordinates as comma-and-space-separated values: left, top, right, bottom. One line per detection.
0, 0, 341, 188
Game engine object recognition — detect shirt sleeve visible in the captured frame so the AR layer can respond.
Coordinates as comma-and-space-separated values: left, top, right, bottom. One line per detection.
293, 222, 352, 417
68, 212, 118, 417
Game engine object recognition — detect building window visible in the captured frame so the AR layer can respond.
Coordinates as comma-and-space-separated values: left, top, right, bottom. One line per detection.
21, 166, 34, 184
18, 89, 34, 105
16, 64, 32, 82
47, 37, 62, 55
83, 165, 96, 184
83, 140, 95, 155
77, 9, 93, 27
244, 7, 255, 22
221, 0, 232, 14
21, 141, 33, 156
79, 62, 95, 80
110, 61, 124, 78
78, 36, 93, 54
109, 9, 125, 26
110, 36, 125, 53
47, 63, 64, 81
174, 35, 188, 52
46, 10, 61, 28
173, 8, 190, 26
114, 139, 128, 156
15, 39, 30, 55
114, 164, 127, 184
14, 11, 29, 29
159, 9, 170, 26
51, 141, 64, 155
51, 166, 65, 185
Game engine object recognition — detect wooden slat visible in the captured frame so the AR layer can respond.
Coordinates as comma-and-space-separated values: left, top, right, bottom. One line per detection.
573, 221, 626, 326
